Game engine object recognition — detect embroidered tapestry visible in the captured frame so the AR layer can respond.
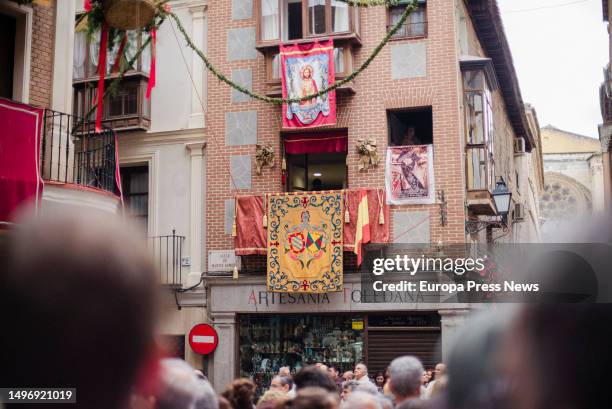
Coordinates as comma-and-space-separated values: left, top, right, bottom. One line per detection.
385, 145, 435, 205
267, 192, 343, 293
280, 40, 336, 128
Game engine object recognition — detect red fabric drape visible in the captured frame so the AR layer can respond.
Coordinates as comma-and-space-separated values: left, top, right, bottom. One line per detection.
146, 28, 157, 99
284, 131, 348, 154
344, 188, 389, 249
234, 189, 389, 256
235, 195, 267, 256
112, 33, 128, 73
0, 98, 44, 224
95, 22, 108, 133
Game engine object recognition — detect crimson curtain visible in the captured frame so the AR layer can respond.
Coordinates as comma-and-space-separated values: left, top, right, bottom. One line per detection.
284, 131, 348, 154
0, 98, 44, 224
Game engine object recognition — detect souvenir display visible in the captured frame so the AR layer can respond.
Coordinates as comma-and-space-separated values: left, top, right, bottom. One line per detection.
238, 315, 364, 397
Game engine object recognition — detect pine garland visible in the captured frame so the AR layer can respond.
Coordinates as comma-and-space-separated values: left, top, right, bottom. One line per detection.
75, 0, 417, 127
170, 0, 418, 105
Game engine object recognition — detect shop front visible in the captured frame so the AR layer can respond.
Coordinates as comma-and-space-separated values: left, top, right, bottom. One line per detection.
206, 275, 470, 393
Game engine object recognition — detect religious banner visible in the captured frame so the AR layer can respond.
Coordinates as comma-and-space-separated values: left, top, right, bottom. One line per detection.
280, 40, 336, 129
385, 145, 435, 205
267, 192, 343, 293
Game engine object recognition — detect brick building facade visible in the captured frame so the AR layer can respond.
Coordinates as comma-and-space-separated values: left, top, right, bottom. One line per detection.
202, 0, 540, 391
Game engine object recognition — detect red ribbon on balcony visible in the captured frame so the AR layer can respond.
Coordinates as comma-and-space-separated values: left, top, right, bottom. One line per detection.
112, 32, 128, 73
84, 0, 91, 12
95, 22, 108, 133
146, 28, 157, 99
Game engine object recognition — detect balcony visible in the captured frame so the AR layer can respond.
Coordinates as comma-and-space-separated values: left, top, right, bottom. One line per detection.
40, 109, 122, 215
148, 230, 185, 287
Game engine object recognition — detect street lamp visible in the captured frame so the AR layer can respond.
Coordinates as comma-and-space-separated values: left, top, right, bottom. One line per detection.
492, 176, 512, 222
465, 176, 513, 235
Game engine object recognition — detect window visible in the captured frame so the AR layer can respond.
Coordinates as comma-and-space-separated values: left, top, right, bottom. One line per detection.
258, 0, 358, 44
109, 84, 139, 117
388, 1, 426, 39
284, 131, 348, 191
121, 166, 149, 226
463, 70, 495, 191
387, 107, 433, 146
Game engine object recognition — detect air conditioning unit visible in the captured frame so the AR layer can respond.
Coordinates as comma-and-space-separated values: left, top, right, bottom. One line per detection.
514, 138, 526, 154
513, 203, 525, 221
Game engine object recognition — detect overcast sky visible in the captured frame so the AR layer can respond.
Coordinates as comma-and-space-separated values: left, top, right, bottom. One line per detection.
497, 0, 608, 138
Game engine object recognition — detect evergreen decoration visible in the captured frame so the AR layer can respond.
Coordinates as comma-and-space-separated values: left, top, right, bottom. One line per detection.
170, 0, 418, 104
75, 0, 417, 128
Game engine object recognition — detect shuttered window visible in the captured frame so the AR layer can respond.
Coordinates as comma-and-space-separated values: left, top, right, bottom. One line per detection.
367, 328, 441, 373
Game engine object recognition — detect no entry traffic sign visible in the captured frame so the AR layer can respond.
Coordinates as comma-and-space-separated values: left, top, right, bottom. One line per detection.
188, 324, 219, 355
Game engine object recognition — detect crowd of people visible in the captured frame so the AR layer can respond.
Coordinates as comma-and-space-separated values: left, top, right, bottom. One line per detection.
1, 212, 610, 409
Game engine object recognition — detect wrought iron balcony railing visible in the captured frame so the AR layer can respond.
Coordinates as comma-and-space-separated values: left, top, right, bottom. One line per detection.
148, 230, 185, 286
41, 109, 118, 195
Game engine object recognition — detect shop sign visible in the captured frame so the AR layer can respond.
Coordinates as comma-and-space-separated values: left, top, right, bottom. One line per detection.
351, 319, 364, 330
188, 324, 219, 355
208, 250, 238, 272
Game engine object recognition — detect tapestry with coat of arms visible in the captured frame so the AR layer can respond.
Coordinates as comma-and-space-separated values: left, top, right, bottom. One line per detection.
267, 192, 343, 293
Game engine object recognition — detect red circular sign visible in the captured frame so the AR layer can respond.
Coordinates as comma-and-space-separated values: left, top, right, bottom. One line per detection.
188, 324, 219, 355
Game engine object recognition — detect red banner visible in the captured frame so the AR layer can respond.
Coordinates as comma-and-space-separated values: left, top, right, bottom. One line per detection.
284, 131, 347, 154
0, 98, 44, 224
280, 40, 336, 129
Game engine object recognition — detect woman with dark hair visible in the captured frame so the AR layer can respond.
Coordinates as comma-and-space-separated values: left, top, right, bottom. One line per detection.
374, 371, 386, 393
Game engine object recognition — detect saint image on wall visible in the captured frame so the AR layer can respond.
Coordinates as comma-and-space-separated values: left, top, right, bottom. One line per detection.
385, 145, 435, 205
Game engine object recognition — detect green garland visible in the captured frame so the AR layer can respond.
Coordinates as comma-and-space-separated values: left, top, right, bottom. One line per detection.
76, 0, 416, 127
170, 0, 418, 105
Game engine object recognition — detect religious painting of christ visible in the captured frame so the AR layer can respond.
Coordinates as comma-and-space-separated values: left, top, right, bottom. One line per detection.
280, 40, 336, 128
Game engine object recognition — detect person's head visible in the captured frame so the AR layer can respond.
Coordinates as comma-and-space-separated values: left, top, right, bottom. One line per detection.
293, 366, 337, 393
420, 371, 428, 385
328, 366, 339, 380
0, 211, 159, 409
155, 359, 218, 409
340, 380, 359, 401
344, 391, 381, 409
256, 390, 288, 409
222, 378, 256, 409
278, 367, 291, 377
280, 387, 338, 409
502, 304, 612, 409
270, 375, 293, 394
354, 363, 368, 380
312, 178, 323, 190
342, 371, 355, 381
433, 363, 446, 379
387, 356, 424, 402
194, 369, 207, 381
374, 372, 386, 387
315, 362, 329, 372
428, 375, 447, 399
425, 370, 433, 382
355, 382, 378, 396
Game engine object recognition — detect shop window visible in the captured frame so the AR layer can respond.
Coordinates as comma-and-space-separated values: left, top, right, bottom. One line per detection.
284, 131, 348, 192
388, 1, 427, 39
257, 0, 358, 44
387, 107, 433, 146
0, 13, 16, 99
238, 314, 364, 397
463, 69, 495, 192
120, 165, 149, 228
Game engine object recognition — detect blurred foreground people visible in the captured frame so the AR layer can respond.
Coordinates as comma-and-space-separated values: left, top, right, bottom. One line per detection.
293, 366, 337, 393
503, 304, 612, 409
222, 379, 256, 409
344, 391, 381, 409
340, 380, 359, 404
256, 390, 288, 409
0, 211, 160, 409
281, 387, 338, 409
387, 356, 424, 407
270, 375, 294, 397
154, 359, 218, 409
342, 371, 355, 382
